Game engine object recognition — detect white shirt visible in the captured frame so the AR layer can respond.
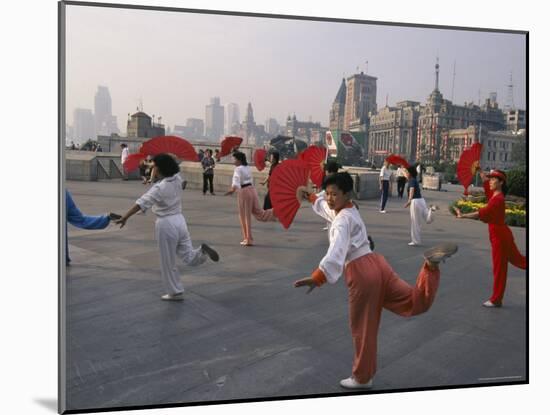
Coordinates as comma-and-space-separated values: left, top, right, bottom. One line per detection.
121, 147, 129, 164
397, 167, 406, 177
231, 165, 253, 189
380, 165, 392, 181
312, 192, 372, 284
136, 173, 184, 217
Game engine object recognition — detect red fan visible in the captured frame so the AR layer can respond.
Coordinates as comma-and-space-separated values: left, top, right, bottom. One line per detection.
140, 136, 198, 161
457, 143, 483, 195
269, 159, 309, 229
253, 148, 268, 171
219, 136, 243, 159
299, 145, 327, 188
385, 154, 409, 168
123, 153, 146, 173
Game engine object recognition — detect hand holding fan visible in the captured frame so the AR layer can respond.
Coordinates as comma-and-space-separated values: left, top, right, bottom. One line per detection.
457, 143, 483, 195
140, 136, 199, 161
269, 159, 310, 229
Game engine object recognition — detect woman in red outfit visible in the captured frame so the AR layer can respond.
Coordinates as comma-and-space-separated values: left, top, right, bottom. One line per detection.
454, 169, 526, 307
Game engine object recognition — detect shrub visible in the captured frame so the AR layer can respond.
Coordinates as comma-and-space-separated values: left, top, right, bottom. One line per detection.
506, 169, 527, 198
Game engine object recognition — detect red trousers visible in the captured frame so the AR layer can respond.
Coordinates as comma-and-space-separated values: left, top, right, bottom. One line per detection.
345, 253, 440, 383
488, 225, 527, 304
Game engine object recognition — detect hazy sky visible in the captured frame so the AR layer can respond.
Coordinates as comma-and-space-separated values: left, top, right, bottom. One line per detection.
65, 4, 527, 131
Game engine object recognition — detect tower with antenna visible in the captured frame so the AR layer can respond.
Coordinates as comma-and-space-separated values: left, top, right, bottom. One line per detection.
435, 56, 440, 91
505, 72, 515, 111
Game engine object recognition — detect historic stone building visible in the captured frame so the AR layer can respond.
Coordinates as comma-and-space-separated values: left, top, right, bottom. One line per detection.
368, 100, 421, 164
505, 109, 526, 131
126, 111, 165, 138
481, 129, 526, 171
285, 114, 326, 144
343, 72, 377, 132
329, 78, 347, 131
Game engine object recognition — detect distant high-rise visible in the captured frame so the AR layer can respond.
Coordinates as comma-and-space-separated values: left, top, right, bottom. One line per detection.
343, 72, 377, 132
226, 103, 240, 134
265, 118, 280, 136
73, 108, 95, 142
205, 97, 225, 141
186, 118, 205, 139
243, 102, 258, 145
94, 86, 119, 135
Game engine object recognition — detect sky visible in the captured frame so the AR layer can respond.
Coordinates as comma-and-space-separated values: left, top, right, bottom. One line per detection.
65, 4, 527, 133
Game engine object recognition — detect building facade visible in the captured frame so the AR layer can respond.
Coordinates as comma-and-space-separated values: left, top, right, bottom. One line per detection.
343, 72, 377, 132
126, 111, 165, 138
329, 78, 347, 131
94, 86, 119, 136
481, 129, 526, 171
205, 97, 225, 141
285, 114, 325, 144
505, 109, 526, 131
73, 108, 96, 142
226, 103, 240, 135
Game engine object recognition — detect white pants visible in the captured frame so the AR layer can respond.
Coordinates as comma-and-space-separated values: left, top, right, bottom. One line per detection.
155, 214, 207, 295
410, 198, 434, 245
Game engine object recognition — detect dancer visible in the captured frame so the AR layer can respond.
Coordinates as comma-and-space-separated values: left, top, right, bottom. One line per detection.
454, 169, 526, 307
225, 151, 277, 246
65, 190, 121, 265
379, 160, 393, 213
260, 151, 280, 210
115, 154, 219, 301
404, 165, 438, 246
201, 149, 216, 195
294, 172, 457, 389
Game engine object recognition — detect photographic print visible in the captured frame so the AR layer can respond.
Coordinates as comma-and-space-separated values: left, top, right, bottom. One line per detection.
59, 1, 527, 413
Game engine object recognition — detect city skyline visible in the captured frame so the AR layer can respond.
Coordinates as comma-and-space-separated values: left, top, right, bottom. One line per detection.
66, 5, 527, 137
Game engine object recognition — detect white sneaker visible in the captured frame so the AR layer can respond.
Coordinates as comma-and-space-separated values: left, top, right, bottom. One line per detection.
408, 242, 419, 246
161, 293, 184, 301
482, 300, 502, 308
339, 376, 373, 390
380, 210, 387, 213
430, 205, 440, 211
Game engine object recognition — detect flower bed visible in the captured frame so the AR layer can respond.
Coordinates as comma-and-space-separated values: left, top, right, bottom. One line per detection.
449, 200, 526, 228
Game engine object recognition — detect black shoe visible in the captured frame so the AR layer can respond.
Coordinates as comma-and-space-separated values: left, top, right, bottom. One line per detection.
201, 243, 219, 262
109, 212, 122, 221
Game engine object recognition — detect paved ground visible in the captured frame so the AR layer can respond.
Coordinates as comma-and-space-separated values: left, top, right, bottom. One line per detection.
64, 180, 527, 412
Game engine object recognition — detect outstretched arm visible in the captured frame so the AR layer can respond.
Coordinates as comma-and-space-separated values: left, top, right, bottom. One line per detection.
453, 206, 480, 220
115, 204, 141, 228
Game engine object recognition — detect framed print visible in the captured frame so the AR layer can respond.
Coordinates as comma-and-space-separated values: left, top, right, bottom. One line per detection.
59, 1, 528, 413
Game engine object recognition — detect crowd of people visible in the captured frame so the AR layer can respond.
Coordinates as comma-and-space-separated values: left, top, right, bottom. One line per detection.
66, 150, 525, 391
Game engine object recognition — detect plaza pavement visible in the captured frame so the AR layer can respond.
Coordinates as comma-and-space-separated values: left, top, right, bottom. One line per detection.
64, 179, 527, 411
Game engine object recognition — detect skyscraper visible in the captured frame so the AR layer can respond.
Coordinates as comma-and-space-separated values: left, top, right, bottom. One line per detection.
73, 108, 95, 142
343, 72, 377, 132
205, 97, 225, 141
94, 86, 119, 135
226, 103, 240, 134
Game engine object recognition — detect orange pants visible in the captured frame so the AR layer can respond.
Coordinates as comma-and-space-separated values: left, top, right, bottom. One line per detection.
237, 186, 276, 243
345, 253, 440, 383
489, 225, 527, 304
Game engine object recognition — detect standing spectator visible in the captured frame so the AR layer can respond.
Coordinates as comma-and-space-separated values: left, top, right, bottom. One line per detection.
70, 141, 76, 150
379, 160, 393, 213
201, 149, 216, 195
197, 149, 205, 162
396, 166, 407, 198
96, 144, 103, 152
120, 143, 129, 180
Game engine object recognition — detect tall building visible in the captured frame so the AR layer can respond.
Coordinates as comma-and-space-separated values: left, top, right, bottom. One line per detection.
73, 108, 95, 142
242, 102, 258, 145
285, 114, 325, 144
186, 118, 205, 140
226, 103, 240, 135
368, 101, 421, 163
126, 111, 165, 138
416, 58, 506, 162
265, 118, 280, 136
94, 86, 119, 135
205, 97, 225, 141
329, 78, 347, 131
343, 72, 377, 132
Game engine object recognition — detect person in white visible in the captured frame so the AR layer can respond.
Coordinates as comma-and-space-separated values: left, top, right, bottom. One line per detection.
115, 154, 219, 301
396, 166, 408, 198
404, 165, 438, 246
120, 143, 130, 180
294, 172, 457, 390
379, 160, 393, 213
224, 151, 276, 246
